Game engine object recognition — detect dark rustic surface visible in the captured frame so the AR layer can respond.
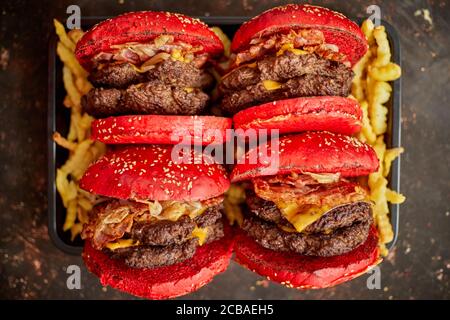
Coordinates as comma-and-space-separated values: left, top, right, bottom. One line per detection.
0, 0, 449, 300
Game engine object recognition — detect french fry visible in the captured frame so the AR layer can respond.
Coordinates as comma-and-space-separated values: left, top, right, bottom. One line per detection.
63, 199, 78, 231
351, 50, 371, 102
70, 223, 84, 241
54, 19, 76, 52
57, 42, 88, 79
369, 63, 401, 82
55, 169, 77, 208
62, 66, 81, 107
373, 26, 391, 67
360, 101, 377, 144
386, 189, 406, 204
53, 132, 77, 151
60, 139, 93, 177
68, 29, 84, 44
211, 27, 231, 57
77, 206, 89, 224
384, 147, 404, 177
361, 19, 375, 46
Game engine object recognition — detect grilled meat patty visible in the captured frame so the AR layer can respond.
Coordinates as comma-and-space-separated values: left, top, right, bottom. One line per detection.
112, 220, 224, 268
246, 193, 372, 234
82, 81, 209, 117
242, 212, 372, 257
89, 60, 214, 89
130, 205, 223, 246
220, 52, 354, 114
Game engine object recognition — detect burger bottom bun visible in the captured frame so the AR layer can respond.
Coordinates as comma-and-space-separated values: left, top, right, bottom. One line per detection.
83, 224, 234, 299
234, 225, 380, 289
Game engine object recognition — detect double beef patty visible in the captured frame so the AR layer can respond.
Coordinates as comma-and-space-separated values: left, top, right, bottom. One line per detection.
83, 59, 213, 117
243, 193, 373, 257
110, 205, 224, 268
220, 52, 354, 114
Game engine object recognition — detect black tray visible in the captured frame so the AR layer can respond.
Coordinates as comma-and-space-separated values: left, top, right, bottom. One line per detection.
48, 17, 402, 255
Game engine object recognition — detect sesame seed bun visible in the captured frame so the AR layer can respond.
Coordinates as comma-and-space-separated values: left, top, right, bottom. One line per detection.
231, 4, 367, 66
91, 115, 232, 145
233, 96, 362, 136
230, 131, 379, 182
75, 11, 224, 70
80, 145, 230, 201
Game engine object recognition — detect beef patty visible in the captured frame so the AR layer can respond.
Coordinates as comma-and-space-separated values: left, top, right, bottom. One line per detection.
246, 193, 372, 234
82, 81, 209, 118
111, 220, 224, 268
130, 205, 223, 246
242, 215, 371, 257
89, 60, 214, 89
220, 52, 354, 114
108, 205, 224, 268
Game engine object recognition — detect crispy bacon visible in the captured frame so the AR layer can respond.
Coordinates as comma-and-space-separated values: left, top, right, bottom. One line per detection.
252, 173, 368, 208
91, 35, 208, 69
82, 200, 148, 250
82, 196, 224, 250
233, 29, 349, 67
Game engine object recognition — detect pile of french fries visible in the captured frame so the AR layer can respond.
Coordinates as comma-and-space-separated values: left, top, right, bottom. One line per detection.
53, 20, 106, 240
352, 19, 406, 256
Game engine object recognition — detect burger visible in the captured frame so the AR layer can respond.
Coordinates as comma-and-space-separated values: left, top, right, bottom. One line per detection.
219, 4, 367, 123
75, 11, 231, 145
79, 145, 233, 299
231, 131, 381, 288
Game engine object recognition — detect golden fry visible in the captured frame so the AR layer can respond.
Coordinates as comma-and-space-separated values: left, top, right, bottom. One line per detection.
361, 19, 375, 45
386, 189, 406, 204
68, 29, 84, 44
373, 26, 391, 67
63, 199, 78, 231
57, 42, 87, 79
211, 27, 231, 57
62, 66, 81, 107
369, 63, 401, 82
360, 101, 377, 144
384, 147, 404, 177
54, 19, 76, 52
53, 132, 77, 151
70, 223, 84, 241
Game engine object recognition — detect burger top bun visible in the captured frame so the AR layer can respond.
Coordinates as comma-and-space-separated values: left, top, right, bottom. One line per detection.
75, 11, 224, 70
231, 4, 367, 66
80, 145, 230, 201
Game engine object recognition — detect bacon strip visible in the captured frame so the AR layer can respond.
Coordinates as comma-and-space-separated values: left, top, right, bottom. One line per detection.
252, 174, 368, 208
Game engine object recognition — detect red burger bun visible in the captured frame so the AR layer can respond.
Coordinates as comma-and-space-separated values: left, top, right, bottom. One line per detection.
76, 11, 224, 70
83, 223, 235, 299
231, 4, 367, 66
80, 145, 230, 201
91, 115, 232, 145
231, 131, 379, 182
233, 96, 362, 136
234, 225, 380, 289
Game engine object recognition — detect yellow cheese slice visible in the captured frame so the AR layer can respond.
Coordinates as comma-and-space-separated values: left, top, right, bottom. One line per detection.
275, 201, 332, 233
191, 226, 208, 246
276, 43, 308, 56
262, 80, 282, 90
105, 239, 139, 251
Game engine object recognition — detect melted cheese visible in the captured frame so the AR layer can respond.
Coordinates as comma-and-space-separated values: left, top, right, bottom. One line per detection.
263, 80, 282, 90
275, 201, 332, 233
184, 87, 194, 93
171, 49, 185, 62
105, 239, 139, 251
276, 43, 308, 56
191, 226, 208, 246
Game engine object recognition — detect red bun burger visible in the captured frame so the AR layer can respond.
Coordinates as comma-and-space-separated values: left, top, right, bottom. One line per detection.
79, 145, 233, 299
230, 131, 381, 289
220, 4, 367, 115
233, 96, 362, 136
75, 11, 230, 145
